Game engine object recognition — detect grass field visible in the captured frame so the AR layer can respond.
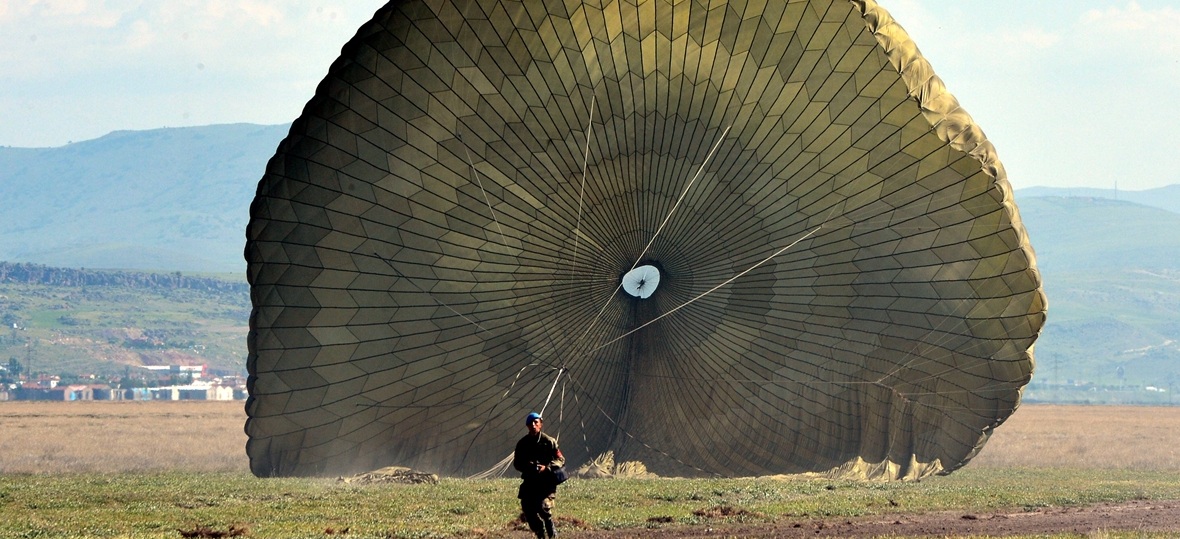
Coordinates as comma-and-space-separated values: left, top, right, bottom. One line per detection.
2, 402, 1179, 538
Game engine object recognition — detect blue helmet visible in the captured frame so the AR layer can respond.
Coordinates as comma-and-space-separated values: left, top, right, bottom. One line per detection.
525, 412, 542, 425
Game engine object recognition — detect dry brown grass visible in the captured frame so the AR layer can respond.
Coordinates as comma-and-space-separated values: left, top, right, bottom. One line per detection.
2, 401, 1178, 474
0, 400, 248, 474
970, 404, 1180, 470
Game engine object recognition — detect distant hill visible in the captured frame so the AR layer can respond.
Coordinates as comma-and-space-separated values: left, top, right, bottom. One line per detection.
0, 262, 250, 377
2, 124, 1178, 402
1016, 185, 1180, 215
0, 124, 289, 273
1016, 196, 1180, 272
1015, 196, 1180, 401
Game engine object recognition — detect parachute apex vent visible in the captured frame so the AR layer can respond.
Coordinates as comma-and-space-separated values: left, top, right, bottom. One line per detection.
621, 265, 661, 299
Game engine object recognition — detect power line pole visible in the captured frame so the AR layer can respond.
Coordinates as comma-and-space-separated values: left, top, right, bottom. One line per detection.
25, 341, 34, 383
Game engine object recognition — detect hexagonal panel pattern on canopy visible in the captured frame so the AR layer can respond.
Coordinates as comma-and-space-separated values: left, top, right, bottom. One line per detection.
245, 0, 1047, 479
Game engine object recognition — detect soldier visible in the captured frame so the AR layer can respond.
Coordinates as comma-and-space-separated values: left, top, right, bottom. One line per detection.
513, 412, 564, 538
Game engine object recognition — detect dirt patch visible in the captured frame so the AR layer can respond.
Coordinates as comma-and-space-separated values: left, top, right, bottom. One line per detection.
176, 523, 250, 538
691, 505, 762, 519
564, 499, 1180, 538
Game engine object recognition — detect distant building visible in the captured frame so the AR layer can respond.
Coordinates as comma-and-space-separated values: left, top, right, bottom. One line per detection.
6, 375, 245, 401
15, 384, 93, 401
140, 365, 206, 379
150, 381, 237, 401
91, 386, 152, 401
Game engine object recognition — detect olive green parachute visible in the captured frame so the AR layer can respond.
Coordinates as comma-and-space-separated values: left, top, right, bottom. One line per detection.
245, 0, 1046, 479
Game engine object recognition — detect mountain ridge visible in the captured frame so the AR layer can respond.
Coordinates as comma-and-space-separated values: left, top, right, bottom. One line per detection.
1017, 185, 1180, 215
0, 123, 290, 273
2, 124, 1178, 401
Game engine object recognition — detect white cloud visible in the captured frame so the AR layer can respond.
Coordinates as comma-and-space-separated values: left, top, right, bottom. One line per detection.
876, 1, 1180, 190
0, 1, 387, 147
1, 0, 1178, 189
1081, 2, 1180, 56
2, 1, 377, 77
217, 1, 286, 27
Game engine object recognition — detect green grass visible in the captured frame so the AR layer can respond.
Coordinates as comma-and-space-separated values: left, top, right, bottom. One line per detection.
2, 468, 1179, 538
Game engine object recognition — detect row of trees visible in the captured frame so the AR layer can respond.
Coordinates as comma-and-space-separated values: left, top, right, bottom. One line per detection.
0, 261, 247, 294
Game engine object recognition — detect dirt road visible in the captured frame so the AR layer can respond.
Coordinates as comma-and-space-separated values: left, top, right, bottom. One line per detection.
564, 499, 1180, 538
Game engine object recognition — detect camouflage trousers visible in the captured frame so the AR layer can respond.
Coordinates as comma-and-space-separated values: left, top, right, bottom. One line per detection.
520, 493, 556, 538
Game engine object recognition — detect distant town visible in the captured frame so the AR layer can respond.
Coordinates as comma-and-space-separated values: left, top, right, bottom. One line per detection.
0, 362, 246, 401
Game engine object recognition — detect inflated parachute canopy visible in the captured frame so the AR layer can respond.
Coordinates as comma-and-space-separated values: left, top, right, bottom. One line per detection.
245, 0, 1046, 479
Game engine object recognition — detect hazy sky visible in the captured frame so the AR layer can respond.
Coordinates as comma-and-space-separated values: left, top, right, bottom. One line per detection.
2, 1, 1177, 191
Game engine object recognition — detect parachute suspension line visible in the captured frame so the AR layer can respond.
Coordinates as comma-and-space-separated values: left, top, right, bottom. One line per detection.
856, 292, 1034, 424
752, 202, 1022, 413
457, 131, 510, 249
632, 124, 732, 268
374, 250, 567, 373
568, 94, 596, 286
431, 134, 592, 471
558, 378, 566, 440
349, 350, 563, 476
466, 452, 515, 480
538, 367, 568, 417
873, 293, 994, 385
477, 93, 600, 395
546, 376, 570, 445
566, 124, 734, 361
426, 115, 612, 473
590, 221, 826, 353
466, 365, 567, 480
372, 252, 492, 336
503, 361, 546, 399
541, 93, 597, 391
460, 119, 614, 381
459, 360, 560, 477
570, 389, 593, 468
563, 371, 722, 477
375, 246, 569, 375
555, 93, 596, 315
551, 93, 597, 364
795, 203, 995, 389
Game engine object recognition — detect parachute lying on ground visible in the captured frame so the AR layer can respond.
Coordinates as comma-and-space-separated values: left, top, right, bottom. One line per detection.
245, 0, 1047, 480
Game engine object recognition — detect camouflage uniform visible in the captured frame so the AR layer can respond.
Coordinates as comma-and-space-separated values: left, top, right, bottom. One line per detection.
513, 431, 564, 538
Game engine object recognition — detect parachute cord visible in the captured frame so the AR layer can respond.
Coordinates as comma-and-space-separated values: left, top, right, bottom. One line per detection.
563, 371, 722, 477
457, 131, 510, 249
553, 93, 596, 363
539, 93, 596, 402
468, 366, 566, 480
374, 249, 567, 376
467, 452, 515, 480
873, 295, 987, 384
569, 95, 596, 289
538, 367, 567, 418
564, 124, 733, 368
456, 361, 556, 473
588, 222, 825, 353
571, 390, 592, 468
372, 252, 491, 336
558, 379, 566, 439
632, 124, 732, 267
